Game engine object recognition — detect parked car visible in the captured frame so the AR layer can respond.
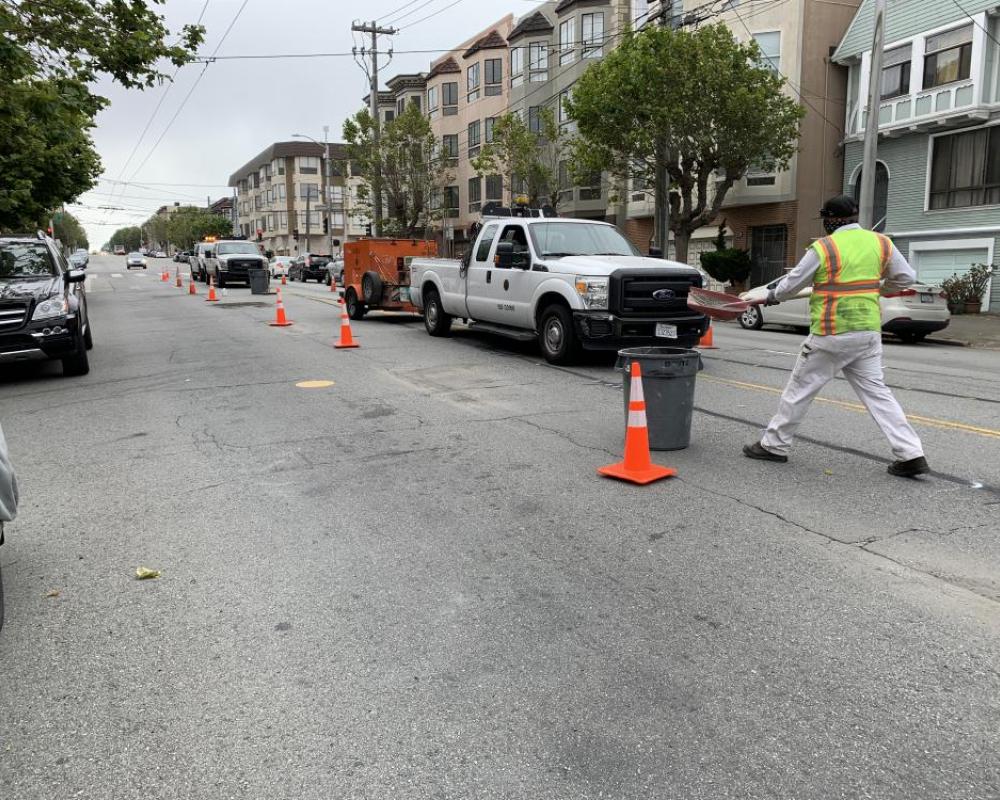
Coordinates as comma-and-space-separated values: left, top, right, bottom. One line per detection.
68, 250, 89, 269
151, 250, 167, 259
269, 256, 294, 279
324, 257, 345, 287
289, 253, 332, 283
174, 251, 190, 263
0, 233, 92, 376
738, 277, 950, 343
126, 252, 147, 270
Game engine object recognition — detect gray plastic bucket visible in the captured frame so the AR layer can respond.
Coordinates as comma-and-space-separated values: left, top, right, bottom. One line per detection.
248, 268, 269, 295
616, 347, 702, 451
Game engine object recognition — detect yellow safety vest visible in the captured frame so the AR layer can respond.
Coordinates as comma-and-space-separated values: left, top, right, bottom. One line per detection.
808, 228, 891, 335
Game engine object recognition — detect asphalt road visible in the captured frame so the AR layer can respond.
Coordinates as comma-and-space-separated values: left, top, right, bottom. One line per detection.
2, 254, 999, 799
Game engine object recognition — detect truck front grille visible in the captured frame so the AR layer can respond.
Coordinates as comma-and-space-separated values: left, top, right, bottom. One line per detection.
0, 303, 28, 330
616, 274, 702, 316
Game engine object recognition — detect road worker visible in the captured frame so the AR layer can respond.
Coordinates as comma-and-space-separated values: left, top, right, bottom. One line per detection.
740, 194, 930, 478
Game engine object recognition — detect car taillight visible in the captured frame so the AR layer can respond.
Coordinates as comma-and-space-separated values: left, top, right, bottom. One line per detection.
883, 289, 917, 298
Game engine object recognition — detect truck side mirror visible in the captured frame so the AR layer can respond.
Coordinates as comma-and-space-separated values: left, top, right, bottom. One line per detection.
495, 241, 514, 269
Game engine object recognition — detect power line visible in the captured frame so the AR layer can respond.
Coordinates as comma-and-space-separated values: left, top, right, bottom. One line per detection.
381, 0, 438, 26
949, 0, 1000, 49
398, 0, 468, 31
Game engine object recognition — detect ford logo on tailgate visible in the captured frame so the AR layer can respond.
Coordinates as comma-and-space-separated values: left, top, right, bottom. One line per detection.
652, 288, 676, 300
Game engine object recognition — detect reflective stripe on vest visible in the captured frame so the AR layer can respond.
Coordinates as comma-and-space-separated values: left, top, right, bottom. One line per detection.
809, 229, 885, 335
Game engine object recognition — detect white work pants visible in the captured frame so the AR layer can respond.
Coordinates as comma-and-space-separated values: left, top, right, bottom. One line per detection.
760, 331, 924, 461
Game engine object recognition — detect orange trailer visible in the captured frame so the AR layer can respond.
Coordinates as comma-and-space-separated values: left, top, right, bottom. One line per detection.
342, 238, 438, 320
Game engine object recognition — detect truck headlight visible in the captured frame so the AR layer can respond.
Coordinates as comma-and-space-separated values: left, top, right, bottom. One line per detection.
32, 294, 70, 321
575, 277, 609, 310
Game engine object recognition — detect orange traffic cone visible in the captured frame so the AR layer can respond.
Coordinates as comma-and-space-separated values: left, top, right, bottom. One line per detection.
597, 362, 676, 485
269, 288, 293, 327
329, 273, 337, 293
161, 270, 167, 282
205, 275, 219, 302
188, 274, 197, 295
696, 324, 717, 349
175, 268, 183, 288
281, 272, 287, 285
333, 298, 359, 349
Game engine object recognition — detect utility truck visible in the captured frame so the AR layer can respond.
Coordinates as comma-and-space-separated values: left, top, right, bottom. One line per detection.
408, 204, 709, 364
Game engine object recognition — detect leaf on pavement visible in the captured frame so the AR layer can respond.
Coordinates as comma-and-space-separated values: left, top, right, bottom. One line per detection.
45, 589, 60, 598
135, 566, 161, 580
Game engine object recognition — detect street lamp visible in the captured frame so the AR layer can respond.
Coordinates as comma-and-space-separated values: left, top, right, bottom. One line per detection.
292, 129, 336, 257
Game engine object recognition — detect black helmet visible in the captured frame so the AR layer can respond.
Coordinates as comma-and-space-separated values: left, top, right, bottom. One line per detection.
820, 195, 859, 219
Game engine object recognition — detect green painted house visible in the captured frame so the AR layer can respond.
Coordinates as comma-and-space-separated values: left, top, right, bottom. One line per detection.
833, 0, 1000, 311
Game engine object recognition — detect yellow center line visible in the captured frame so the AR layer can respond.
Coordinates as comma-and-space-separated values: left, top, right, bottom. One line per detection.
700, 374, 1000, 440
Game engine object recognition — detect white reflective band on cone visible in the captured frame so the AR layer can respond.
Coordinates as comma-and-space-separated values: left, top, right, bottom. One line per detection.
630, 374, 645, 403
628, 409, 647, 428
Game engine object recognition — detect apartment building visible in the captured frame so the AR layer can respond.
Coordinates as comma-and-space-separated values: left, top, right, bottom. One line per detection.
507, 0, 629, 221
424, 14, 515, 255
834, 0, 1000, 311
228, 140, 352, 257
626, 0, 861, 284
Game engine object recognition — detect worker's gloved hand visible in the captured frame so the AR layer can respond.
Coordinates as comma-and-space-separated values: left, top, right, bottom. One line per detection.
763, 291, 779, 306
738, 292, 753, 302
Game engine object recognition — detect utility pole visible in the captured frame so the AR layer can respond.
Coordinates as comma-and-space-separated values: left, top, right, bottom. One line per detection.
351, 19, 397, 237
859, 0, 886, 229
305, 189, 311, 253
324, 125, 334, 256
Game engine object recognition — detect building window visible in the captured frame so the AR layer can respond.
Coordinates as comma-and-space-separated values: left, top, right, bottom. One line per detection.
275, 184, 286, 201
485, 58, 502, 96
582, 13, 604, 59
427, 85, 439, 114
485, 116, 497, 143
384, 109, 395, 123
299, 183, 319, 200
278, 212, 288, 230
443, 185, 460, 218
486, 174, 503, 201
298, 156, 319, 175
467, 62, 481, 102
559, 19, 576, 65
923, 24, 972, 89
528, 106, 542, 134
528, 42, 548, 82
631, 0, 650, 26
558, 90, 570, 126
442, 134, 459, 162
929, 126, 1000, 209
745, 165, 776, 186
511, 47, 524, 87
468, 177, 482, 213
468, 120, 481, 158
397, 97, 405, 117
410, 95, 421, 112
558, 161, 572, 203
579, 171, 602, 201
881, 45, 912, 99
442, 82, 458, 115
753, 31, 780, 72
266, 214, 274, 230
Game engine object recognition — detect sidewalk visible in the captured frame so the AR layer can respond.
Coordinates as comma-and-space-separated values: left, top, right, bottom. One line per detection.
927, 312, 1000, 349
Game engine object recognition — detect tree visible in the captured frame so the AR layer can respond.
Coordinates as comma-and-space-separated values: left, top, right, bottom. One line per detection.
164, 208, 232, 250
109, 227, 143, 253
51, 211, 88, 252
343, 104, 451, 237
471, 107, 566, 209
567, 23, 804, 262
0, 2, 204, 230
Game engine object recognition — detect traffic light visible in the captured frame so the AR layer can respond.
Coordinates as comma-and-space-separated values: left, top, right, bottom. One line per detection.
365, 223, 372, 237
293, 228, 299, 239
322, 218, 329, 234
256, 229, 263, 242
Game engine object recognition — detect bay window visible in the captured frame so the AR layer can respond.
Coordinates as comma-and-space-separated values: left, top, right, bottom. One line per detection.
881, 45, 912, 99
923, 24, 972, 89
929, 125, 1000, 209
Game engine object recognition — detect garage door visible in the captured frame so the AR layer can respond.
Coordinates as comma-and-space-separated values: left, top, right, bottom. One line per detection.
912, 248, 990, 308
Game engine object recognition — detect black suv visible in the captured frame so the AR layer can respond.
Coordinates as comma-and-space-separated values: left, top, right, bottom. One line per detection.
0, 233, 92, 376
289, 253, 331, 283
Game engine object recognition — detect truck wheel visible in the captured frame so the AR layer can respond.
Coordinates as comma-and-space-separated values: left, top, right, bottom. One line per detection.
62, 329, 90, 376
346, 288, 366, 320
739, 306, 763, 330
539, 304, 578, 364
84, 316, 93, 350
0, 559, 4, 632
216, 273, 226, 289
362, 271, 383, 304
423, 288, 452, 337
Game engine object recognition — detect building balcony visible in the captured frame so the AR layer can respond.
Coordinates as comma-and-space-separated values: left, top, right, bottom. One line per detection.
848, 79, 994, 139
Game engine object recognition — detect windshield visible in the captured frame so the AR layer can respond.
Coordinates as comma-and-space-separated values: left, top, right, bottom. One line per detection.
0, 243, 57, 277
128, 252, 143, 258
217, 242, 259, 256
529, 222, 640, 258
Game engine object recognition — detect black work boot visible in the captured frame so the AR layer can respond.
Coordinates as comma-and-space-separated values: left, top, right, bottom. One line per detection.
742, 441, 788, 463
887, 456, 930, 478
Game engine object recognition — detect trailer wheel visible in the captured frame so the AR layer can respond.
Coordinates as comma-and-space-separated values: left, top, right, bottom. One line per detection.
346, 288, 366, 320
362, 271, 383, 304
423, 288, 452, 337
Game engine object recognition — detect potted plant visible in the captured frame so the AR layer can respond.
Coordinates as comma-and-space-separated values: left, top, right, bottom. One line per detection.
941, 273, 968, 315
963, 263, 994, 314
699, 221, 753, 294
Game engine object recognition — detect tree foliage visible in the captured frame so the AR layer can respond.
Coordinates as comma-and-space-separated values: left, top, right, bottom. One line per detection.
108, 227, 143, 253
566, 23, 804, 261
0, 1, 204, 230
52, 211, 88, 252
164, 208, 232, 250
343, 104, 452, 237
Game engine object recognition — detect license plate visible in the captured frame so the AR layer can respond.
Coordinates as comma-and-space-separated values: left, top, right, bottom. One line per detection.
655, 323, 678, 339
919, 293, 934, 304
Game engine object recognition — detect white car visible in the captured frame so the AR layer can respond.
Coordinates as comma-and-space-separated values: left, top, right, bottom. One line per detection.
125, 252, 147, 270
738, 277, 950, 343
269, 256, 294, 279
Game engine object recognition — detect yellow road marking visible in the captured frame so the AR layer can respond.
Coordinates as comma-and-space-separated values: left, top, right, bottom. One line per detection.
295, 380, 335, 389
700, 374, 1000, 440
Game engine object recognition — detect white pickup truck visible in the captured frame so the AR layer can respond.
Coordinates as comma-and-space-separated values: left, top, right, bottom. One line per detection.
409, 213, 709, 364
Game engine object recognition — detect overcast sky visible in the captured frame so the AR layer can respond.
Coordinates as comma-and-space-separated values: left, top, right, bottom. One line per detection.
75, 0, 540, 248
